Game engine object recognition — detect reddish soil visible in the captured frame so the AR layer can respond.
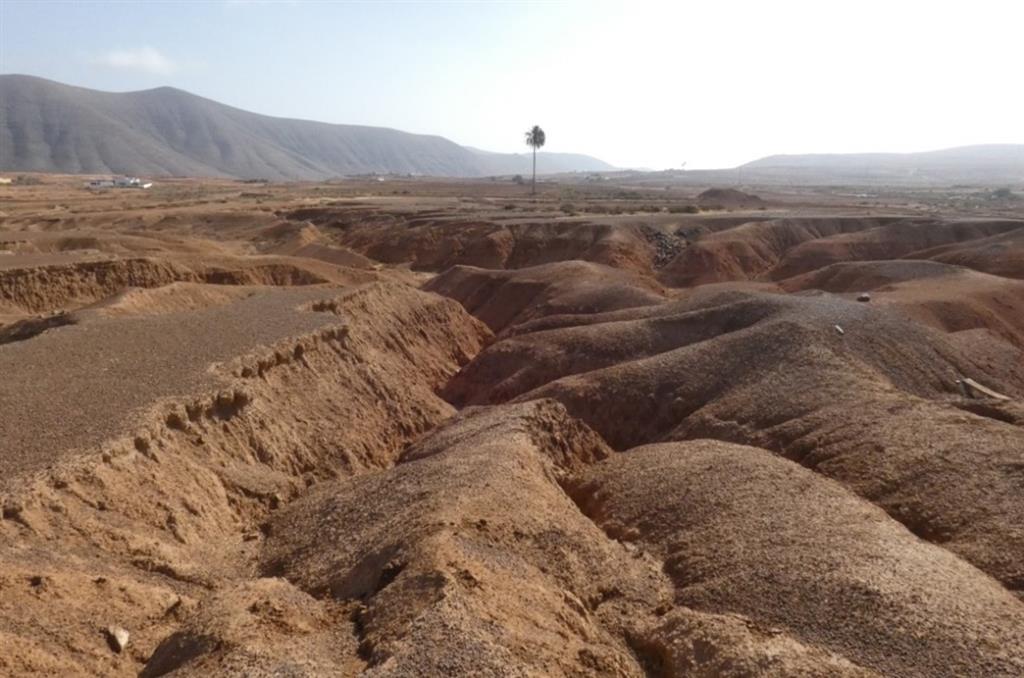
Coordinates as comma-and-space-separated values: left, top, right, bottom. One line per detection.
2, 175, 1023, 676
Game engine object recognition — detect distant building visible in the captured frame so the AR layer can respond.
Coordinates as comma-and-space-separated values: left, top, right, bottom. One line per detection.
86, 176, 152, 190
113, 176, 153, 188
0, 177, 11, 184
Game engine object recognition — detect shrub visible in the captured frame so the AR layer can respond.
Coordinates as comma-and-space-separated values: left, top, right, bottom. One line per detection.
668, 204, 699, 214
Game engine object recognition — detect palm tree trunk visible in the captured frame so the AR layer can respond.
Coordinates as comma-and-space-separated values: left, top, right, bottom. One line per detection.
532, 146, 536, 196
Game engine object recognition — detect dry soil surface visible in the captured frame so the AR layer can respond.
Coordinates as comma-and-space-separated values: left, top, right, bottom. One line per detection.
2, 175, 1023, 676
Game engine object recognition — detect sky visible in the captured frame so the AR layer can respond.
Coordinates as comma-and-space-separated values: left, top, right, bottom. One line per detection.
1, 0, 1022, 169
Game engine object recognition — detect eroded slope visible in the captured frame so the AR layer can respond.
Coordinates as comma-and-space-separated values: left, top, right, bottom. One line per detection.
444, 290, 1024, 592
0, 281, 490, 675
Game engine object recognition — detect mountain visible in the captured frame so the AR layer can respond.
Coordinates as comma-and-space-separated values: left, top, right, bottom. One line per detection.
465, 147, 614, 176
739, 144, 1024, 184
0, 75, 612, 180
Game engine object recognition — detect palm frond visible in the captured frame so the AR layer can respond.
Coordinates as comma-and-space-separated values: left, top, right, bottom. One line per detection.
524, 125, 546, 149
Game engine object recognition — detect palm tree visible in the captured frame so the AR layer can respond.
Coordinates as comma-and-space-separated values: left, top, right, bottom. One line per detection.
524, 125, 546, 195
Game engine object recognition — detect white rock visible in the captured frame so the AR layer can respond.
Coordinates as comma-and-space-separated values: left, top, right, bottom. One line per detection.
106, 625, 130, 653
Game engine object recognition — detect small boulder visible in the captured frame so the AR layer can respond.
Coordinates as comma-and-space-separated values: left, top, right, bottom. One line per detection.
856, 292, 871, 302
106, 625, 130, 653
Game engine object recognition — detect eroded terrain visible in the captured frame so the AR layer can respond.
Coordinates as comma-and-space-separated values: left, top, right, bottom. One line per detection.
2, 175, 1023, 676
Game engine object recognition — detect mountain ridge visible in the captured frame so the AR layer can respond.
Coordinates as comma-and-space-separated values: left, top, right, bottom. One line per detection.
0, 74, 613, 180
745, 144, 1024, 168
736, 144, 1024, 184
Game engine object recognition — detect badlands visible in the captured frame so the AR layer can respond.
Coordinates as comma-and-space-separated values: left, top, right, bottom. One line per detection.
1, 175, 1023, 676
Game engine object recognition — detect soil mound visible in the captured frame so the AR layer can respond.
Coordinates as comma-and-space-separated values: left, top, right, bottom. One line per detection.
917, 224, 1024, 278
259, 220, 377, 270
658, 217, 889, 286
696, 187, 766, 209
770, 218, 1024, 280
570, 441, 1024, 677
259, 402, 867, 676
656, 217, 1024, 287
287, 206, 658, 274
779, 259, 962, 292
446, 290, 1024, 590
260, 401, 654, 675
783, 261, 1024, 348
425, 260, 668, 335
448, 289, 1024, 406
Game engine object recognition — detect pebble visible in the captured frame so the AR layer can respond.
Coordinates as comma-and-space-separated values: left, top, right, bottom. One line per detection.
106, 625, 130, 653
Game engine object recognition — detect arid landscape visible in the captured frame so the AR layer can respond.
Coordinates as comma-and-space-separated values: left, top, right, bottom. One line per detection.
1, 172, 1023, 676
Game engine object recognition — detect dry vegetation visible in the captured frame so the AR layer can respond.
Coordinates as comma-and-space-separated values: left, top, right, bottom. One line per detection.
2, 173, 1024, 676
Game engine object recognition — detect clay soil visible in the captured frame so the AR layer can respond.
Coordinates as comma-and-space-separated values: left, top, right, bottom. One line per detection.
2, 173, 1024, 676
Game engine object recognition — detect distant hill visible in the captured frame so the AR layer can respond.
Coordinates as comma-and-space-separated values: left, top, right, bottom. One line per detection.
0, 75, 612, 180
465, 147, 614, 176
740, 145, 1024, 185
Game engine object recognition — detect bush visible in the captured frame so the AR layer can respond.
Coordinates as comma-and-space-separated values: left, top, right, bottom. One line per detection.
512, 175, 525, 185
668, 204, 699, 214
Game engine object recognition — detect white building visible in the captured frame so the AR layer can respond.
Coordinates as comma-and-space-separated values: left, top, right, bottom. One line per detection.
86, 177, 153, 190
113, 176, 153, 188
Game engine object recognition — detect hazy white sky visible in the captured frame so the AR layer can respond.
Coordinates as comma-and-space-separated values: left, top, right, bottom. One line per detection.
2, 0, 1022, 168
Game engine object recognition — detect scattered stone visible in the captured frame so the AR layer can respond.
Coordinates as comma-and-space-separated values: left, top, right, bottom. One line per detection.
106, 625, 130, 653
640, 225, 686, 267
857, 292, 872, 302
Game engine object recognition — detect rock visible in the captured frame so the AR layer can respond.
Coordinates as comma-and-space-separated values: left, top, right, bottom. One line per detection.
834, 324, 845, 335
857, 292, 872, 302
640, 225, 686, 267
1, 501, 22, 520
106, 625, 130, 653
